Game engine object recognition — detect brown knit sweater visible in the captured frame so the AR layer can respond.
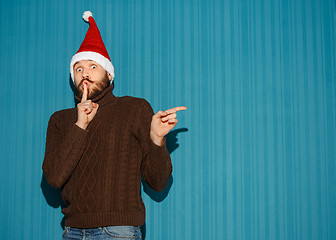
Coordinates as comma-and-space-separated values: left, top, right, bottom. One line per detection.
42, 84, 172, 228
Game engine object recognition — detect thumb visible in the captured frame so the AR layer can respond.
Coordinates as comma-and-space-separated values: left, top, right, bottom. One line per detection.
155, 111, 168, 118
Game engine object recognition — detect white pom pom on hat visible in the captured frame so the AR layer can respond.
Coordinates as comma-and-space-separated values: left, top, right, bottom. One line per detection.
70, 11, 115, 84
82, 11, 93, 22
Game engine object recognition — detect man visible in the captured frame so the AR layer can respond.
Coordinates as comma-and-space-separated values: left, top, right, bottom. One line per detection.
42, 11, 186, 239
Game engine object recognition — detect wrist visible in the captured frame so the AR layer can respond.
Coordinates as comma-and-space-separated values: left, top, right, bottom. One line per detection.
150, 132, 165, 146
76, 121, 88, 130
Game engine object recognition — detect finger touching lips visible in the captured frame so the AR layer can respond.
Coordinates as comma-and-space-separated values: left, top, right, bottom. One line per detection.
81, 84, 88, 102
83, 80, 91, 86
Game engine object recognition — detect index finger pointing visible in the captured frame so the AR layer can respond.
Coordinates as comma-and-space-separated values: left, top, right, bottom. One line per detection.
165, 106, 187, 114
81, 84, 88, 102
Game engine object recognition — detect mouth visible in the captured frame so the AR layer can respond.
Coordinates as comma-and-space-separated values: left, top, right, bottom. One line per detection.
83, 81, 91, 88
79, 79, 94, 88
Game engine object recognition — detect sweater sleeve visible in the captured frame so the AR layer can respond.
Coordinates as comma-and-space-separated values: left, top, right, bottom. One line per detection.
135, 100, 172, 192
42, 111, 88, 189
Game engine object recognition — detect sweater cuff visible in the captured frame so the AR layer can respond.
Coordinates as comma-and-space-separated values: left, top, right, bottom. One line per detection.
149, 138, 171, 176
65, 123, 89, 152
150, 138, 169, 156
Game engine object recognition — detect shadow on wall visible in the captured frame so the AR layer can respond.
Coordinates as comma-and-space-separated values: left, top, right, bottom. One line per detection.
40, 174, 66, 229
40, 127, 188, 239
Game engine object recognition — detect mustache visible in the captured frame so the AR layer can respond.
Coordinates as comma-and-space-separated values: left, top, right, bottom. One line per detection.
78, 78, 94, 88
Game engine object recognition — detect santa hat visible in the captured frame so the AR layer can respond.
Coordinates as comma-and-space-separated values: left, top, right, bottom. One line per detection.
70, 11, 115, 83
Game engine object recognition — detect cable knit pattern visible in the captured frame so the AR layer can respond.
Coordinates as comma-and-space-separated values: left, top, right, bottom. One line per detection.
42, 84, 172, 228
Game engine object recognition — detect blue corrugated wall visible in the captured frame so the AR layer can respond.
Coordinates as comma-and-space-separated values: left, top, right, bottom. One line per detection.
0, 0, 335, 239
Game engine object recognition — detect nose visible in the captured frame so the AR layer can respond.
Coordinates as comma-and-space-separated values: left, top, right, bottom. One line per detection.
82, 68, 90, 79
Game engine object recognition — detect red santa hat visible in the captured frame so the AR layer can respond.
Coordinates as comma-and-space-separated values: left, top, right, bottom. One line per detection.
70, 11, 115, 83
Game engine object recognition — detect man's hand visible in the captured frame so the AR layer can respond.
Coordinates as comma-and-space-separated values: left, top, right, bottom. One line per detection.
150, 106, 187, 146
76, 84, 99, 130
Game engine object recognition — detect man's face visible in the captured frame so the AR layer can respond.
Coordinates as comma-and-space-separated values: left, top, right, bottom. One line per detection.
73, 60, 112, 99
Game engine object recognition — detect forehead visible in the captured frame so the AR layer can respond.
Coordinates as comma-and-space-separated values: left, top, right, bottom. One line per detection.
74, 60, 100, 68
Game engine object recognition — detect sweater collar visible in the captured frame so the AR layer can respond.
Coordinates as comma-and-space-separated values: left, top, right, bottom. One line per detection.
75, 84, 116, 107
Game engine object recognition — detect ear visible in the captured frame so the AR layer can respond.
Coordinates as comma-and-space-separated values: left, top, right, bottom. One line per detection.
107, 72, 112, 81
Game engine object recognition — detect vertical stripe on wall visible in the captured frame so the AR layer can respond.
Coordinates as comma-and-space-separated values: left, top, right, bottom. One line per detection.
0, 0, 335, 239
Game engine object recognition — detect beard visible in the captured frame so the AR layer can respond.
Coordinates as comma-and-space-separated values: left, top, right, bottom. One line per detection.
75, 72, 110, 100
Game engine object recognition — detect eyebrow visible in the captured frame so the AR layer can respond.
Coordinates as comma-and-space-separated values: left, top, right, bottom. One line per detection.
74, 60, 96, 69
73, 63, 82, 69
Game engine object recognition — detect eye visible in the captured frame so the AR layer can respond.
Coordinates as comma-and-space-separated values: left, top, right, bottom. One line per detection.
76, 67, 82, 72
91, 65, 97, 69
